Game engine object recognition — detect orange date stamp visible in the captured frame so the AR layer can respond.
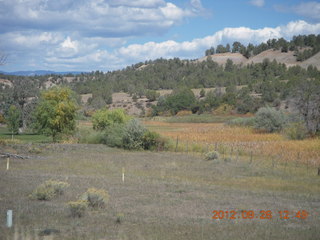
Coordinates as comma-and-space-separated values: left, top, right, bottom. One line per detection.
212, 210, 309, 220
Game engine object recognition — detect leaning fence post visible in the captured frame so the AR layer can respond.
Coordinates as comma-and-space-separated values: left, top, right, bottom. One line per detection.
7, 210, 13, 228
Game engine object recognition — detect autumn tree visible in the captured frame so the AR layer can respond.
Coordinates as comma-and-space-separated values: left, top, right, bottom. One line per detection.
34, 87, 78, 142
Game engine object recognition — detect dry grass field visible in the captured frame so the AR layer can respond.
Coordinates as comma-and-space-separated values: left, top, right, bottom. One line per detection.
0, 142, 320, 240
144, 121, 320, 166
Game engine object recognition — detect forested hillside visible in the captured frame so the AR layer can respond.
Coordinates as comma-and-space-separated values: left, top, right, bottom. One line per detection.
0, 35, 320, 133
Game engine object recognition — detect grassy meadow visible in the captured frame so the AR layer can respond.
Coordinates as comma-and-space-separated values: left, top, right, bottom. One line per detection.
0, 116, 320, 240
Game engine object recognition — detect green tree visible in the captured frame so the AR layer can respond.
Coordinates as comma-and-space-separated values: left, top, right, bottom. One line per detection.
34, 87, 78, 142
165, 87, 196, 115
6, 105, 21, 136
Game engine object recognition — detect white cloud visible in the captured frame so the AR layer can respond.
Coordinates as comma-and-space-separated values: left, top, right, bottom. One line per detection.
0, 0, 199, 37
1, 20, 320, 72
249, 0, 265, 7
117, 20, 320, 63
108, 0, 166, 8
293, 2, 320, 21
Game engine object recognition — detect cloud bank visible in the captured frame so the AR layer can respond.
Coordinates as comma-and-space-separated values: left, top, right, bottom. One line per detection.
1, 0, 320, 71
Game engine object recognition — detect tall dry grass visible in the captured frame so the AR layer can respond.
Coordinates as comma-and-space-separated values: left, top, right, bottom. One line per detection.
144, 121, 320, 165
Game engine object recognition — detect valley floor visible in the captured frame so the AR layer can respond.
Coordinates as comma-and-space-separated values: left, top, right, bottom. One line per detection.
0, 143, 319, 240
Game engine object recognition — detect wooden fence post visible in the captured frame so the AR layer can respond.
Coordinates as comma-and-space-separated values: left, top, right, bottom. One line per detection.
6, 158, 10, 170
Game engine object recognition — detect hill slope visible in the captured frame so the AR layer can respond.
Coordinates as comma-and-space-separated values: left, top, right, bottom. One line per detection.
298, 51, 320, 69
198, 53, 247, 65
245, 49, 297, 66
199, 50, 320, 69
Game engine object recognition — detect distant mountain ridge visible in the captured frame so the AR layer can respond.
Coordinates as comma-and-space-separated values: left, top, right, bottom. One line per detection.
0, 70, 87, 76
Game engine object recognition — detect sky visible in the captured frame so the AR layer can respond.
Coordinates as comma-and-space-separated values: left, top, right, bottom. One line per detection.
0, 0, 320, 72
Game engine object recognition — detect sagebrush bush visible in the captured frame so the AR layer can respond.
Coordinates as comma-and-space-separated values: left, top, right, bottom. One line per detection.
205, 151, 220, 160
29, 185, 56, 200
284, 122, 308, 140
254, 107, 287, 133
122, 119, 146, 150
29, 180, 69, 200
68, 200, 88, 218
44, 180, 70, 195
81, 188, 109, 209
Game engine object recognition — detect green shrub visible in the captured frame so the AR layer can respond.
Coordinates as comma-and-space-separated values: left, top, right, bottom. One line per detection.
254, 107, 287, 133
205, 151, 220, 160
226, 117, 256, 127
78, 129, 104, 144
284, 122, 308, 140
101, 124, 125, 148
142, 130, 162, 150
122, 119, 146, 150
68, 200, 88, 218
92, 108, 130, 131
29, 180, 69, 200
81, 188, 109, 209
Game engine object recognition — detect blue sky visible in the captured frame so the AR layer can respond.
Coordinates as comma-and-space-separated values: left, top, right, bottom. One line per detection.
0, 0, 320, 72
